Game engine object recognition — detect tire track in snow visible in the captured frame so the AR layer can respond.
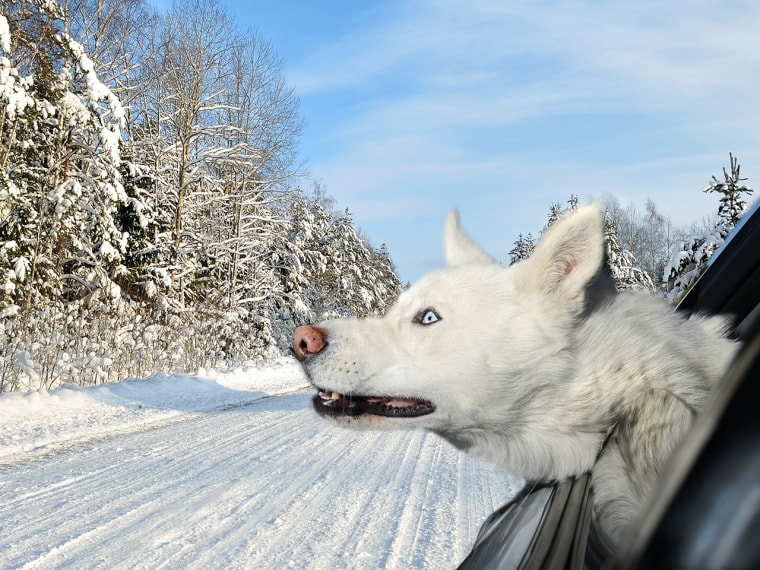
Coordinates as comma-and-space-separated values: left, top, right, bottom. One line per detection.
0, 392, 519, 569
1, 396, 314, 568
383, 432, 474, 568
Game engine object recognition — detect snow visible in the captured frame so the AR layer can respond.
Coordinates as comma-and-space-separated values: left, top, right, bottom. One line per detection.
0, 15, 10, 53
0, 358, 520, 569
0, 54, 35, 120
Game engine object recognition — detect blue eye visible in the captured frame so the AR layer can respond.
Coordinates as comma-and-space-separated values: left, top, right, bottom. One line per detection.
415, 309, 441, 325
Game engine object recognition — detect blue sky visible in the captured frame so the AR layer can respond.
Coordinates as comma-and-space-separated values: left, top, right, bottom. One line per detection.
219, 0, 760, 283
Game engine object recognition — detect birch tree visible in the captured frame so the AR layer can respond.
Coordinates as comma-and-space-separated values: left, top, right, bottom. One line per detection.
209, 28, 303, 309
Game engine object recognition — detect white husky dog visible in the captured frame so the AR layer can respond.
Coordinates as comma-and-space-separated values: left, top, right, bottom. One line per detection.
293, 206, 738, 544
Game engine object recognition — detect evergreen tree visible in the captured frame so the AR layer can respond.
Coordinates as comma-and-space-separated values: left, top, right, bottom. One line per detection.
704, 152, 753, 226
508, 233, 535, 265
283, 196, 332, 320
665, 154, 754, 301
114, 144, 163, 300
370, 243, 402, 312
604, 214, 654, 292
0, 1, 126, 309
267, 196, 401, 354
542, 194, 579, 232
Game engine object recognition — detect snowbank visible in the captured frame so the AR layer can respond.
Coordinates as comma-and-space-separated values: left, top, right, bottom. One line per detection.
0, 357, 309, 461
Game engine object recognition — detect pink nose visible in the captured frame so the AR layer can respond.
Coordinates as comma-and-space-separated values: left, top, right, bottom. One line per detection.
293, 325, 327, 361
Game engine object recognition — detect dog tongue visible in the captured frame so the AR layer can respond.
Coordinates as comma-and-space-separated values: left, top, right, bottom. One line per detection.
367, 396, 420, 408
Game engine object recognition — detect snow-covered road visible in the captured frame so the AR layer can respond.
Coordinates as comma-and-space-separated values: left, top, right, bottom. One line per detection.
0, 360, 519, 569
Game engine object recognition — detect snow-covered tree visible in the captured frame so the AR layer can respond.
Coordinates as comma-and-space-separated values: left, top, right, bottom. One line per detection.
641, 200, 669, 287
600, 196, 675, 290
298, 206, 401, 319
545, 202, 565, 228
60, 0, 161, 301
114, 146, 163, 299
604, 214, 655, 292
508, 233, 535, 265
665, 154, 754, 302
59, 0, 156, 102
118, 0, 306, 309
541, 194, 580, 232
368, 242, 403, 313
280, 197, 401, 316
207, 27, 303, 310
704, 152, 753, 226
0, 1, 127, 309
280, 196, 331, 320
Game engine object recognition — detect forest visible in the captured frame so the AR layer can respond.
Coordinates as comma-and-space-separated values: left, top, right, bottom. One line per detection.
0, 0, 754, 392
511, 153, 754, 301
0, 0, 402, 391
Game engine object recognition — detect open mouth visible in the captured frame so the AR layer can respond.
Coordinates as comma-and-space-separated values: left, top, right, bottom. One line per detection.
313, 390, 436, 418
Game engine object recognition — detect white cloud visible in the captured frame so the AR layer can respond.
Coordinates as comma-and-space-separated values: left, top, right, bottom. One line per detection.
295, 0, 760, 112
285, 0, 760, 282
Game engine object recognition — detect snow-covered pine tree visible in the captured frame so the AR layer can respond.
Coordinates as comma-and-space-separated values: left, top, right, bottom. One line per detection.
508, 233, 535, 265
367, 242, 402, 313
115, 146, 163, 300
664, 154, 754, 302
1, 6, 63, 308
265, 196, 401, 355
604, 214, 655, 292
705, 152, 753, 226
287, 198, 401, 316
545, 202, 565, 228
542, 194, 580, 233
0, 1, 127, 309
280, 196, 330, 321
60, 0, 163, 300
55, 36, 127, 301
324, 209, 376, 317
337, 211, 401, 317
0, 1, 150, 392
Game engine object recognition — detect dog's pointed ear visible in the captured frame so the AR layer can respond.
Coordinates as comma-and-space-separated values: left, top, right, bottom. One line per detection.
444, 210, 494, 266
526, 205, 605, 308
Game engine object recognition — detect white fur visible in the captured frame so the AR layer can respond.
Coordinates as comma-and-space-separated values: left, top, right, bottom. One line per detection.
298, 206, 738, 544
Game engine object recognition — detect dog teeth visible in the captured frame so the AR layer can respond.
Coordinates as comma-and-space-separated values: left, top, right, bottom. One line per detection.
318, 391, 345, 402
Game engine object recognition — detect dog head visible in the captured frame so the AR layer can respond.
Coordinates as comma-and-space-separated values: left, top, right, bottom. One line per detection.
294, 206, 608, 445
